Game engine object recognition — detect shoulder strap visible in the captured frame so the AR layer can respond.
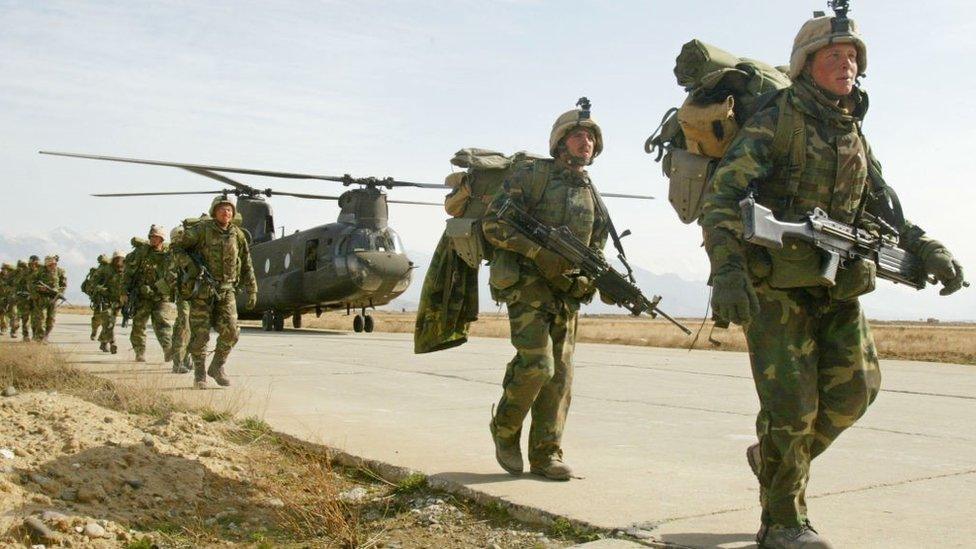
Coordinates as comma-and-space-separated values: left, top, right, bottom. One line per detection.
526, 159, 553, 210
769, 90, 806, 211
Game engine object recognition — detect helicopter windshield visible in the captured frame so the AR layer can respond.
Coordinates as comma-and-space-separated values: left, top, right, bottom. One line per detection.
345, 228, 404, 254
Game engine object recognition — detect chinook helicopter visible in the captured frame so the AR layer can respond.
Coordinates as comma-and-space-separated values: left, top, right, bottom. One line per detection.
40, 150, 447, 332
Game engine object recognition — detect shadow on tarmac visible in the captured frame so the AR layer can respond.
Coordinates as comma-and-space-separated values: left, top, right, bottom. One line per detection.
433, 471, 561, 485
659, 532, 757, 548
240, 326, 347, 337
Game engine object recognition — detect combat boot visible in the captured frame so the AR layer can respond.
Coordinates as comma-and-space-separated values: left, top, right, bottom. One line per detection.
758, 523, 833, 549
110, 343, 118, 354
172, 356, 189, 374
489, 410, 523, 475
134, 350, 146, 363
99, 341, 109, 353
529, 455, 572, 481
90, 328, 97, 340
193, 357, 208, 389
207, 352, 231, 387
163, 346, 174, 363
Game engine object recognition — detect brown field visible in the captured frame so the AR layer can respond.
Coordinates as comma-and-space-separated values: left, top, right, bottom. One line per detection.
61, 304, 976, 365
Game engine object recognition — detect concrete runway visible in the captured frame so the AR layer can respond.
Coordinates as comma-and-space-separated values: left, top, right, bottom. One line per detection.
45, 314, 976, 548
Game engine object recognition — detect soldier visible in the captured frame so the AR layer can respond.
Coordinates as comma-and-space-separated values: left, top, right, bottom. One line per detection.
81, 255, 109, 340
94, 251, 126, 354
481, 101, 609, 480
31, 255, 67, 341
124, 225, 174, 363
699, 12, 966, 549
171, 196, 256, 389
0, 263, 16, 337
16, 257, 39, 341
167, 224, 195, 374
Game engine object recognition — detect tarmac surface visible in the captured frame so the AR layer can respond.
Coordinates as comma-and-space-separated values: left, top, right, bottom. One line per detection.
45, 314, 976, 548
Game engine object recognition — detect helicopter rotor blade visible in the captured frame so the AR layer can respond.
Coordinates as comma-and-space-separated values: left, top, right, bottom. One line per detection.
91, 191, 228, 197
182, 167, 266, 195
39, 150, 446, 189
386, 199, 444, 206
269, 191, 342, 201
602, 192, 655, 200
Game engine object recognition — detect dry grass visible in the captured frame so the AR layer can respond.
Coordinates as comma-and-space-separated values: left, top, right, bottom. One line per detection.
293, 310, 976, 365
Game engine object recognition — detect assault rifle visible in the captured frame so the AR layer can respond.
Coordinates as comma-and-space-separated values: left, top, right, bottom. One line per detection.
36, 281, 69, 306
740, 195, 970, 290
121, 281, 139, 328
185, 250, 221, 299
496, 199, 691, 334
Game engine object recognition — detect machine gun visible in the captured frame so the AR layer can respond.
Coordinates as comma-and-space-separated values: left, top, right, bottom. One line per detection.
36, 281, 69, 306
740, 195, 969, 290
496, 199, 691, 334
121, 281, 139, 328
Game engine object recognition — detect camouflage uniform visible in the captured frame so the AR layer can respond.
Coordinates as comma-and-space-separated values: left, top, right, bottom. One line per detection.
482, 143, 608, 475
15, 260, 37, 340
0, 263, 18, 336
93, 254, 126, 352
124, 235, 174, 361
167, 224, 198, 373
700, 74, 954, 530
172, 198, 256, 388
81, 256, 109, 340
30, 257, 67, 341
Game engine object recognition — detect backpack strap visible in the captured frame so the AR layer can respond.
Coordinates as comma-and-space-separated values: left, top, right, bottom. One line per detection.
525, 158, 553, 210
768, 90, 806, 213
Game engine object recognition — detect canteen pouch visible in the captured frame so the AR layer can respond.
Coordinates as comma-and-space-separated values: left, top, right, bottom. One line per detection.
829, 258, 876, 301
666, 148, 715, 224
446, 217, 485, 269
767, 239, 831, 289
677, 95, 739, 158
488, 249, 520, 290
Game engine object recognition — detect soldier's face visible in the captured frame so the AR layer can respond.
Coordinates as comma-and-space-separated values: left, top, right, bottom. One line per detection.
809, 43, 858, 96
214, 205, 234, 227
564, 128, 595, 163
149, 235, 164, 250
113, 258, 124, 270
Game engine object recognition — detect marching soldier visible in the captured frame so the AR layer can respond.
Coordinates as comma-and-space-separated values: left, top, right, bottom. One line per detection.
124, 226, 174, 362
481, 101, 609, 480
167, 224, 195, 374
171, 196, 256, 389
31, 255, 67, 341
94, 251, 127, 354
0, 263, 17, 337
699, 11, 966, 548
16, 257, 39, 341
81, 255, 109, 340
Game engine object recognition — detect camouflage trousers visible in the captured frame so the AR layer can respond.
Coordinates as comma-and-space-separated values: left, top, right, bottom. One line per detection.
31, 299, 57, 341
0, 302, 14, 333
744, 284, 881, 528
90, 306, 102, 337
17, 299, 32, 339
99, 305, 121, 344
493, 300, 577, 466
171, 297, 191, 365
188, 290, 239, 365
129, 300, 172, 355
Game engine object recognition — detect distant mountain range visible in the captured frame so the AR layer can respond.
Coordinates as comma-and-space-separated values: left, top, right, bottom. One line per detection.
1, 229, 972, 322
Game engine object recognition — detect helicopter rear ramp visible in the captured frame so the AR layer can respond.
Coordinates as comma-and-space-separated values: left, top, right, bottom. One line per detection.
47, 314, 976, 549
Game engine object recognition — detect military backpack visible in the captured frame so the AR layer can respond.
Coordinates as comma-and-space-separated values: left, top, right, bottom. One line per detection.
646, 39, 803, 224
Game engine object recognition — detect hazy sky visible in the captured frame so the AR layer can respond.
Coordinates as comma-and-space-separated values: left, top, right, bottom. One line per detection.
2, 1, 973, 296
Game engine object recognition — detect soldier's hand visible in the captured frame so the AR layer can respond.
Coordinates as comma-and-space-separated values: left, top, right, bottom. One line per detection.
711, 268, 759, 325
924, 248, 966, 296
569, 275, 595, 299
245, 291, 257, 311
140, 284, 154, 297
533, 249, 572, 280
119, 293, 128, 305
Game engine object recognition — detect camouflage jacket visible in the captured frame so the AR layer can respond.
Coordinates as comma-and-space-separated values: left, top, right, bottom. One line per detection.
0, 270, 13, 303
482, 158, 609, 313
124, 242, 173, 303
15, 266, 37, 302
31, 266, 67, 302
91, 264, 125, 306
172, 219, 256, 294
165, 248, 199, 302
700, 76, 937, 289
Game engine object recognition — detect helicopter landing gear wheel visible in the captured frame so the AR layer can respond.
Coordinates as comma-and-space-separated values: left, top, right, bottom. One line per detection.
353, 314, 364, 333
273, 313, 285, 332
363, 315, 374, 333
292, 313, 302, 329
261, 311, 273, 332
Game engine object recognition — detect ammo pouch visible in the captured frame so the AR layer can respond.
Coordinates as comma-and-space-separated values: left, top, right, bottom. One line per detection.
488, 249, 520, 290
445, 217, 486, 269
767, 239, 829, 289
830, 259, 876, 301
666, 148, 715, 224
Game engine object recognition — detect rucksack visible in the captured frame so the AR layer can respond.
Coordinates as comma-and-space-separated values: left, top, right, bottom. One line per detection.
442, 148, 551, 268
645, 39, 798, 224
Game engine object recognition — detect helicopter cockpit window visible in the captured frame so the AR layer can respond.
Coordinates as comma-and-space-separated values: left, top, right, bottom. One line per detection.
341, 228, 404, 253
304, 239, 319, 272
378, 228, 404, 253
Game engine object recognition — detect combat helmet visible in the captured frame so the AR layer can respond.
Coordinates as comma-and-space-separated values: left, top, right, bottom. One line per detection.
210, 194, 237, 217
789, 4, 867, 79
549, 97, 603, 163
111, 250, 125, 262
16, 260, 26, 268
1, 263, 12, 271
44, 255, 59, 265
97, 254, 109, 265
148, 224, 167, 241
170, 225, 184, 244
